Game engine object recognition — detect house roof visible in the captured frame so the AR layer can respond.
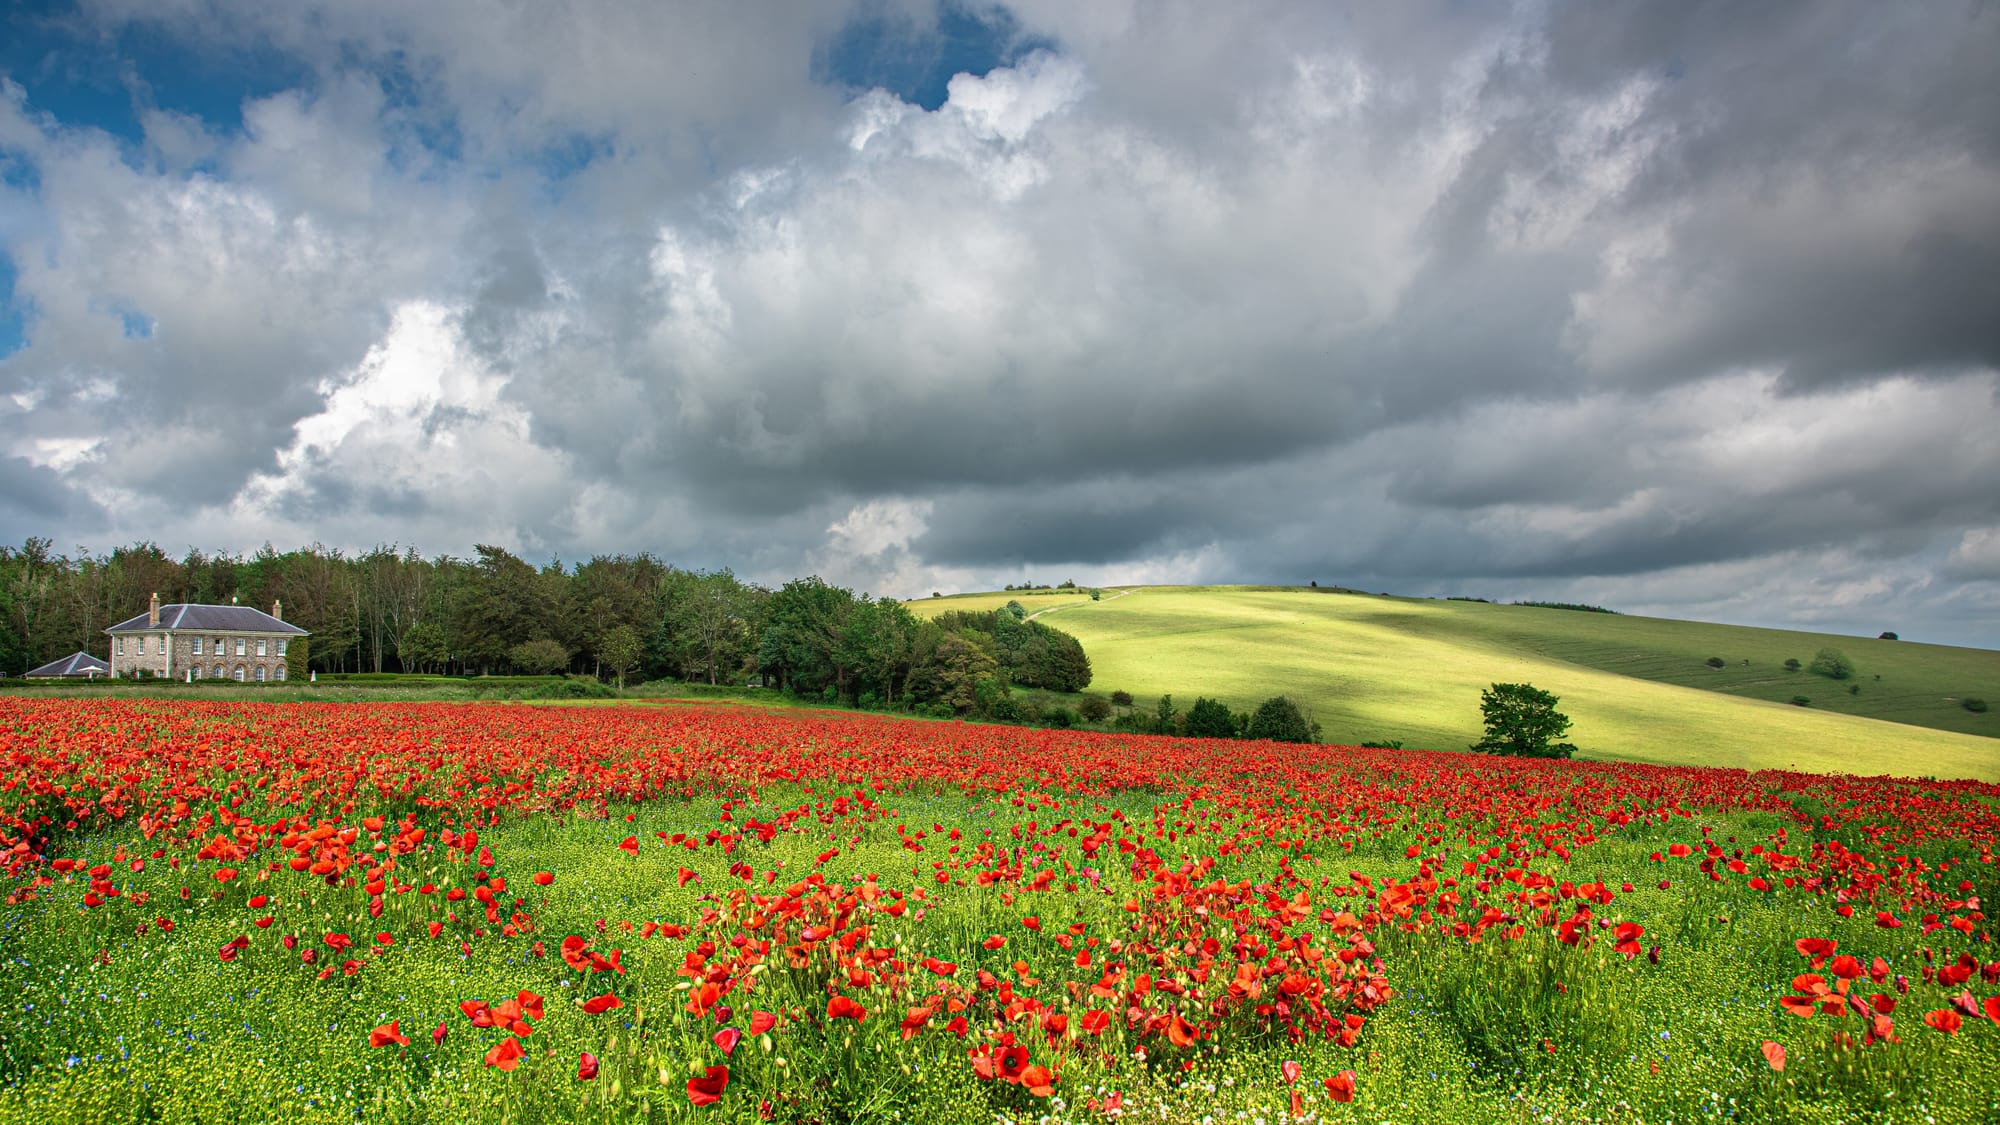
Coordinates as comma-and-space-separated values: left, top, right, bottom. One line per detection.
105, 604, 309, 636
26, 652, 111, 677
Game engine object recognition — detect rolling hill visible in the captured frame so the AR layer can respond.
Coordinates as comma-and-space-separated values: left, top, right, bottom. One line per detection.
910, 586, 2000, 781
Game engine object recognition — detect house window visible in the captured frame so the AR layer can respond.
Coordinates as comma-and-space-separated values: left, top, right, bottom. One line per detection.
193, 637, 203, 655
275, 665, 287, 681
213, 664, 225, 679
190, 665, 201, 680
254, 666, 266, 682
116, 638, 124, 655
277, 639, 288, 656
257, 639, 267, 657
235, 638, 245, 656
233, 665, 245, 681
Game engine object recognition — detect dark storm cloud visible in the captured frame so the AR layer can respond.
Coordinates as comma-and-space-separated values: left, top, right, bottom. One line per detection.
0, 1, 1996, 646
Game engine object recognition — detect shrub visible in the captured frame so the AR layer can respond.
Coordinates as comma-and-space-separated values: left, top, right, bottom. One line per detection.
1043, 706, 1076, 729
1245, 695, 1315, 743
1704, 657, 1726, 669
1077, 696, 1112, 723
1183, 697, 1237, 739
1878, 631, 1899, 640
1783, 658, 1802, 672
1965, 698, 1989, 713
1470, 683, 1575, 759
1808, 647, 1855, 680
1791, 696, 1811, 707
524, 678, 615, 700
1847, 684, 1860, 696
1110, 690, 1134, 707
509, 637, 572, 676
1360, 739, 1403, 750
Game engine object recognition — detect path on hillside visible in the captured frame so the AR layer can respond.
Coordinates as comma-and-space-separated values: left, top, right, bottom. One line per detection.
1024, 588, 1132, 621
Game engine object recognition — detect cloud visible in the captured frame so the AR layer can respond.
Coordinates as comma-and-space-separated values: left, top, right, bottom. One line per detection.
1, 1, 1996, 646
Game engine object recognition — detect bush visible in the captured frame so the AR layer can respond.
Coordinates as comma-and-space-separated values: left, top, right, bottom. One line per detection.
1783, 658, 1802, 672
1110, 690, 1134, 707
1245, 695, 1315, 743
1808, 647, 1855, 680
1043, 706, 1076, 729
1470, 683, 1576, 759
1791, 696, 1811, 707
1704, 657, 1726, 669
1878, 631, 1899, 641
523, 677, 616, 700
1360, 739, 1403, 750
1965, 698, 1989, 713
1847, 684, 1860, 696
509, 637, 572, 676
1183, 697, 1237, 739
1077, 696, 1112, 722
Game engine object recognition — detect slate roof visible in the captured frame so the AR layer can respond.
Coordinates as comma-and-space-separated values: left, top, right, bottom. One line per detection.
26, 652, 111, 678
105, 604, 309, 636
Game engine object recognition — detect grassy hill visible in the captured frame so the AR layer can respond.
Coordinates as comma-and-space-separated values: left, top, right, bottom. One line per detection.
911, 585, 2000, 781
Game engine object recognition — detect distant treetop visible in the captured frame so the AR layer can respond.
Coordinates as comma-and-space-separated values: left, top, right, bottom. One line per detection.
1511, 601, 1618, 614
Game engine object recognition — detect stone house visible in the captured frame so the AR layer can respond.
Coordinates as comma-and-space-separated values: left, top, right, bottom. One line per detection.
105, 593, 309, 682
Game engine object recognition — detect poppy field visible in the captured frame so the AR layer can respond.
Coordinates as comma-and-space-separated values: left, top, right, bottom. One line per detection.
2, 698, 1998, 1123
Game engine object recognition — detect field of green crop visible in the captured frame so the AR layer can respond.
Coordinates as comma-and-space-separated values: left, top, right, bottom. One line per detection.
914, 586, 2000, 782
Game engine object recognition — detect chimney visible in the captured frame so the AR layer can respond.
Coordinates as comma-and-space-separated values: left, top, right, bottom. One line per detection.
272, 598, 283, 622
148, 592, 160, 627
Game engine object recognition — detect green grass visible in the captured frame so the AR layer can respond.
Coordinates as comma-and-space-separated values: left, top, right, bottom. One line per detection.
914, 586, 2000, 781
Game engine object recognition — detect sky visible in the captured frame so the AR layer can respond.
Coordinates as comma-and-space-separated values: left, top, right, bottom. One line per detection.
1, 1, 1997, 648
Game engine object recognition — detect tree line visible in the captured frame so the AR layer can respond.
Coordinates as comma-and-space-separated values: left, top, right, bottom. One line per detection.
0, 539, 1088, 712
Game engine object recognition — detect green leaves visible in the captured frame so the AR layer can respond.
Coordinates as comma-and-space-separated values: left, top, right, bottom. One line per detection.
1470, 682, 1576, 758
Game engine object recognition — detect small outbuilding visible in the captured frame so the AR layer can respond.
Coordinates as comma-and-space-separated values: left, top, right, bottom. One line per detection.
25, 652, 111, 679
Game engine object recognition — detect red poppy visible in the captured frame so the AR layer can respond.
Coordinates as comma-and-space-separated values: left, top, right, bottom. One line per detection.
1760, 1041, 1785, 1071
1020, 1064, 1055, 1097
582, 993, 623, 1014
483, 1036, 524, 1071
432, 1022, 448, 1046
1282, 1060, 1301, 1084
714, 1027, 743, 1056
686, 1064, 729, 1107
750, 1010, 777, 1035
827, 995, 867, 1021
577, 1052, 599, 1081
1324, 1071, 1356, 1103
619, 836, 639, 855
533, 872, 554, 886
369, 1020, 409, 1048
1924, 1009, 1963, 1035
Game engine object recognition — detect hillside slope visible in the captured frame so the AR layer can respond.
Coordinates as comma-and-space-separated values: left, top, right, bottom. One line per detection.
912, 586, 2000, 781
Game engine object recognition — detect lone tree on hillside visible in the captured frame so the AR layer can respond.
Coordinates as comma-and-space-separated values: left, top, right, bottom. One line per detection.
1246, 695, 1319, 743
1471, 682, 1576, 759
1808, 647, 1856, 680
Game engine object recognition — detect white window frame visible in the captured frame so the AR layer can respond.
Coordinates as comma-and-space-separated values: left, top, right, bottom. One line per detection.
277, 639, 288, 656
193, 637, 203, 655
235, 638, 245, 656
257, 638, 267, 657
116, 637, 125, 655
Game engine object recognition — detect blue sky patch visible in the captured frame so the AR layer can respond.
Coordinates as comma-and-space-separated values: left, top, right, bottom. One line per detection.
816, 1, 1055, 110
2, 6, 312, 145
0, 253, 24, 357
